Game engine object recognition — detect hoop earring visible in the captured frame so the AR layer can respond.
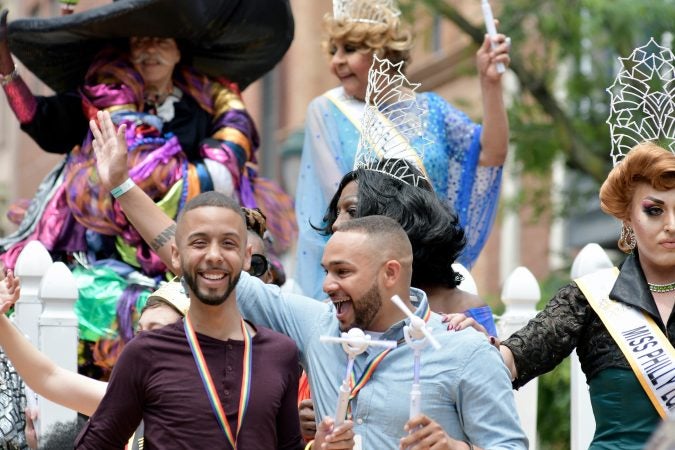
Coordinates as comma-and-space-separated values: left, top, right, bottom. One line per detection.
620, 223, 636, 253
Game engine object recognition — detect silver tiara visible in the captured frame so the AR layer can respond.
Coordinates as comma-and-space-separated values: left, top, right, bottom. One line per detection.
332, 0, 401, 25
354, 55, 430, 187
606, 38, 675, 166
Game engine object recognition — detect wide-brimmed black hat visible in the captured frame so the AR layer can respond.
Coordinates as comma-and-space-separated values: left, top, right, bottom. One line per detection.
8, 0, 294, 92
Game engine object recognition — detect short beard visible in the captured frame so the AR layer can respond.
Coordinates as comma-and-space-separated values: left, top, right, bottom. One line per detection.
181, 270, 240, 307
347, 281, 382, 331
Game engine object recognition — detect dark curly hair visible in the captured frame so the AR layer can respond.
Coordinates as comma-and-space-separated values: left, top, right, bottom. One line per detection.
317, 163, 466, 288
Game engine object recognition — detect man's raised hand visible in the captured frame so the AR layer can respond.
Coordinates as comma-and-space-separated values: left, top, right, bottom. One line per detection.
89, 110, 129, 192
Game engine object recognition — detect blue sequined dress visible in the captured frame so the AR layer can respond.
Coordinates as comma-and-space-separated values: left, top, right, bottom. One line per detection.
295, 87, 503, 300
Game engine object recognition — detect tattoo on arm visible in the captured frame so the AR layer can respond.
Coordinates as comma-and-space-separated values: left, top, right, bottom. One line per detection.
150, 224, 176, 251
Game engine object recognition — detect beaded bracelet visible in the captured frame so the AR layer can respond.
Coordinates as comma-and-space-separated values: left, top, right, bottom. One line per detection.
0, 66, 19, 87
111, 178, 136, 199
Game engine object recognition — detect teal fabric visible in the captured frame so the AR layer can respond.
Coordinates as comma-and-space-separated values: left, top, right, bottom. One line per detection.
589, 368, 660, 449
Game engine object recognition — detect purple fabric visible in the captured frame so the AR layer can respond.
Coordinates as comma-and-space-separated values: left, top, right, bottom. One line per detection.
34, 185, 69, 251
135, 245, 167, 277
239, 174, 257, 208
0, 184, 69, 268
128, 136, 182, 181
83, 48, 144, 111
81, 83, 138, 109
200, 144, 241, 184
116, 285, 144, 344
53, 213, 88, 253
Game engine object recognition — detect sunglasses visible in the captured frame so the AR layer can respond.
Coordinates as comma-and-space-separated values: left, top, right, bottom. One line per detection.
248, 253, 270, 278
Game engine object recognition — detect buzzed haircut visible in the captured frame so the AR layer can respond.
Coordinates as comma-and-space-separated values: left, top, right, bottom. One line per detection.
334, 215, 412, 259
177, 191, 245, 223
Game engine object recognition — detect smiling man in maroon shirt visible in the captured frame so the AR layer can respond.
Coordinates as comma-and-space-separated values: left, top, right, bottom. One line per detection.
74, 178, 354, 449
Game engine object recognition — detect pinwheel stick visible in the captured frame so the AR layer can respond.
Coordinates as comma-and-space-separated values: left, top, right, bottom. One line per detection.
321, 328, 397, 425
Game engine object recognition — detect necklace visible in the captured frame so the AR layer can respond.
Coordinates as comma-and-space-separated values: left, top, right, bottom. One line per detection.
648, 281, 675, 293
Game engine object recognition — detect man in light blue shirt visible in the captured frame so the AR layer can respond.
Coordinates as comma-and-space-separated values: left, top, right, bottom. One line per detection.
237, 216, 527, 449
87, 111, 523, 448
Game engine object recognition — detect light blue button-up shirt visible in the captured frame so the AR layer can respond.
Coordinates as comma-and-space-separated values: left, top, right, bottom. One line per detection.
236, 272, 527, 449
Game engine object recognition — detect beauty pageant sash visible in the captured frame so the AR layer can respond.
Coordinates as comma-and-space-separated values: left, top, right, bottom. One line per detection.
576, 267, 675, 418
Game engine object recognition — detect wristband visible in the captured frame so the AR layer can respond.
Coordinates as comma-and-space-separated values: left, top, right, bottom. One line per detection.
304, 440, 314, 450
0, 66, 19, 87
111, 178, 136, 199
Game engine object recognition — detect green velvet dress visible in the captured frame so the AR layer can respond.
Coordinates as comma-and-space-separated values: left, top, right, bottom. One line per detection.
503, 253, 670, 449
589, 368, 660, 449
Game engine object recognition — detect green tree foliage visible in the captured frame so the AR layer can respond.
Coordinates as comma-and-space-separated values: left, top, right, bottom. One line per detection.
406, 0, 675, 183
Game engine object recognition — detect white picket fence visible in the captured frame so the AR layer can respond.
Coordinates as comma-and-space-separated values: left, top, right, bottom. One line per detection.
12, 241, 78, 438
9, 240, 611, 448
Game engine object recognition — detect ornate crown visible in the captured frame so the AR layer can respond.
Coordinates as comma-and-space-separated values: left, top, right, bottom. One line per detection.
354, 55, 431, 187
606, 38, 675, 166
332, 0, 401, 24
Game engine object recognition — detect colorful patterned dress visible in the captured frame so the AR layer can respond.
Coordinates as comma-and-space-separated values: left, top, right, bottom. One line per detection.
0, 49, 296, 375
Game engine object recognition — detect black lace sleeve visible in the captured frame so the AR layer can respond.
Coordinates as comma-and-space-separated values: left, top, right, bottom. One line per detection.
502, 283, 591, 389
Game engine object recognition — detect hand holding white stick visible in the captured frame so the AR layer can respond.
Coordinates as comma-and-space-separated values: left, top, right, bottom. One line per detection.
481, 0, 506, 74
321, 328, 397, 426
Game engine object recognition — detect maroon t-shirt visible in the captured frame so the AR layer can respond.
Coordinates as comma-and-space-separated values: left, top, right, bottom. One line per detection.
75, 320, 303, 449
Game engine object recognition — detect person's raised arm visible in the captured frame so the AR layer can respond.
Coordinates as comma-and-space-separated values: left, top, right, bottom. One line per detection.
0, 272, 106, 416
475, 29, 510, 167
90, 110, 179, 273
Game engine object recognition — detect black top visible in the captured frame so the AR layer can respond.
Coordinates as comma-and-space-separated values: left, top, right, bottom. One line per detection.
21, 92, 211, 159
503, 251, 675, 388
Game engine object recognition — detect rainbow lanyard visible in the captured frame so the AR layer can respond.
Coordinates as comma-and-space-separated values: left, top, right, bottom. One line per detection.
347, 302, 431, 404
184, 316, 253, 449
